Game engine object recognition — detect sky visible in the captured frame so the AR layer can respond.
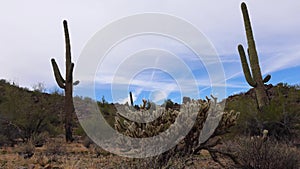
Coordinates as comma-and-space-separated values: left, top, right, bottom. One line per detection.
0, 0, 299, 104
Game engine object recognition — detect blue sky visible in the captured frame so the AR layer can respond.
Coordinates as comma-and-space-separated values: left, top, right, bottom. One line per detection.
0, 1, 299, 104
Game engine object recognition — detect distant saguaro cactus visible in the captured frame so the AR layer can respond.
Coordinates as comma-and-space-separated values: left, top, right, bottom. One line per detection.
51, 20, 79, 142
129, 91, 134, 106
238, 2, 271, 110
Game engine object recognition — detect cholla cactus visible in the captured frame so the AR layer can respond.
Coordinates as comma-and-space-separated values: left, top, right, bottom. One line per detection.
114, 97, 239, 166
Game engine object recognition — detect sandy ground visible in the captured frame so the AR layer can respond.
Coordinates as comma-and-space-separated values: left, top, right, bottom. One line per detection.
0, 139, 225, 169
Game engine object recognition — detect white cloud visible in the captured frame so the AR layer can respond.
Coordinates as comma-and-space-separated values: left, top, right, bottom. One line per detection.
0, 0, 299, 99
261, 46, 300, 74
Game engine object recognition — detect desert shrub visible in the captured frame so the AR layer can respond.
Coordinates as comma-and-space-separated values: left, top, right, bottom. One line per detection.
82, 136, 93, 148
32, 82, 46, 93
226, 84, 300, 141
230, 136, 300, 169
43, 140, 66, 164
31, 132, 49, 147
98, 102, 117, 127
16, 140, 35, 159
74, 125, 86, 136
260, 84, 300, 141
0, 134, 9, 146
35, 155, 50, 168
90, 144, 110, 157
0, 82, 63, 144
114, 97, 239, 167
0, 118, 22, 145
45, 139, 66, 156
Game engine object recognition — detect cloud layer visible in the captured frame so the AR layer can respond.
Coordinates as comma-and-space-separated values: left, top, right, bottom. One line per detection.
0, 0, 299, 102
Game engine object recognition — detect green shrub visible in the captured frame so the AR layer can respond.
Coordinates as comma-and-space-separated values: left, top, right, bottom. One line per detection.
74, 125, 86, 136
226, 84, 300, 141
0, 81, 64, 144
0, 134, 9, 146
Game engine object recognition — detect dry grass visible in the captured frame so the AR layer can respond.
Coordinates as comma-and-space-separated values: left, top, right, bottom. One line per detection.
0, 137, 226, 169
3, 137, 298, 169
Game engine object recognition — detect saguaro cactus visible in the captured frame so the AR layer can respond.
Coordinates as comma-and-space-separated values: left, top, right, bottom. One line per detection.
51, 20, 79, 142
129, 91, 134, 106
238, 2, 271, 110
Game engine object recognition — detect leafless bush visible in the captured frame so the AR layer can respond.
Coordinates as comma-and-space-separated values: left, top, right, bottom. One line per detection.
229, 136, 300, 169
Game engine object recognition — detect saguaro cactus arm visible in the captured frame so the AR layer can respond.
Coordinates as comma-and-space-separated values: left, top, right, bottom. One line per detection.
51, 58, 65, 89
263, 75, 271, 83
73, 80, 80, 86
238, 45, 271, 86
238, 45, 257, 87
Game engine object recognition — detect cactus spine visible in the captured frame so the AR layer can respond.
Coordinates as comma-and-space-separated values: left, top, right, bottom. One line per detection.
51, 20, 79, 142
238, 2, 271, 110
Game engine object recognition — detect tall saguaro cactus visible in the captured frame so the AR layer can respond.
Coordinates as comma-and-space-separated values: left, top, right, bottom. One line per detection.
238, 3, 271, 110
51, 20, 79, 142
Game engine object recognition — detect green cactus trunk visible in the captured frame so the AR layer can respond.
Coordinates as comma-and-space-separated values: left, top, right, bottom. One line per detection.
64, 77, 74, 142
238, 2, 270, 110
51, 20, 79, 142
